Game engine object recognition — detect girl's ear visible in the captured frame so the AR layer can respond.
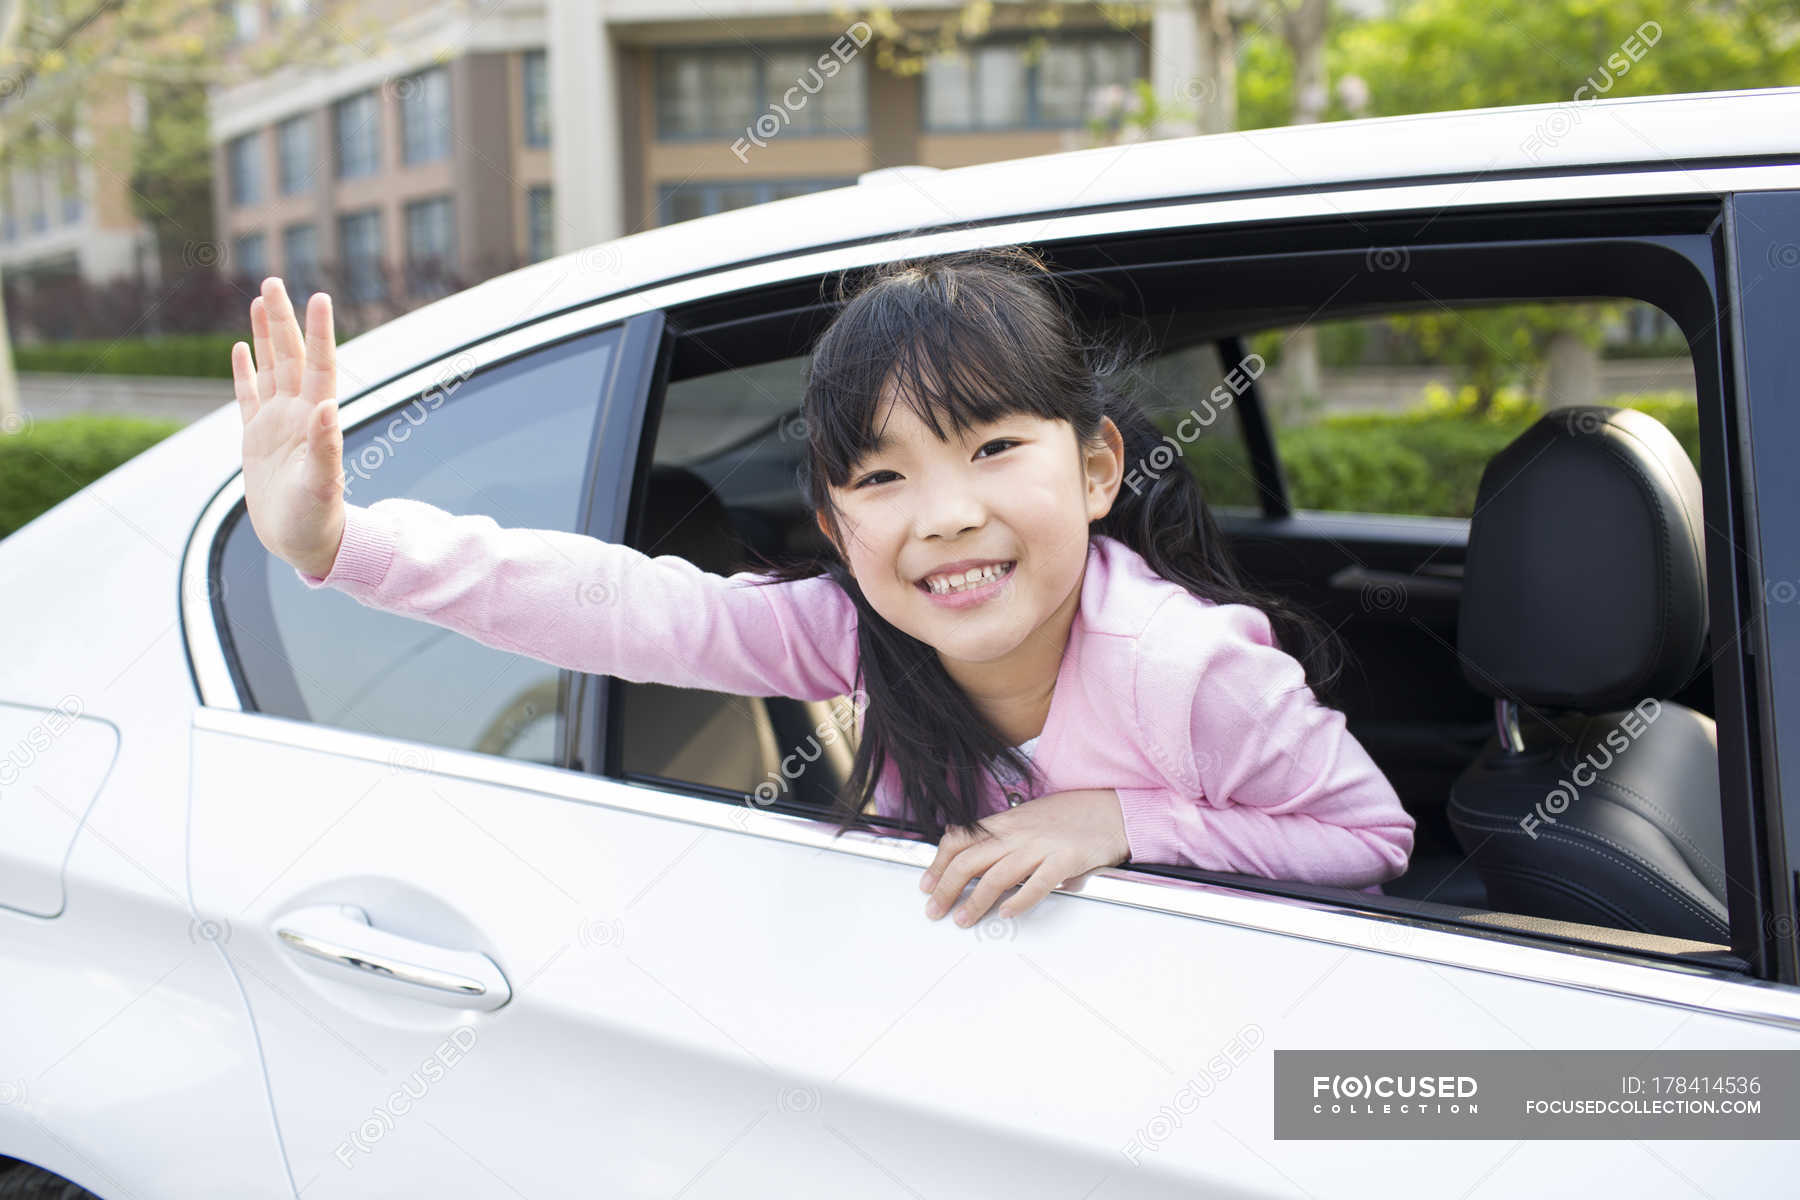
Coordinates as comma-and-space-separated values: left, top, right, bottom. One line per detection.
1083, 416, 1126, 521
814, 507, 839, 555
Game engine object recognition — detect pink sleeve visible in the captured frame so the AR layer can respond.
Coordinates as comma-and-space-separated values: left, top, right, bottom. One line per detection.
294, 498, 861, 702
1113, 596, 1414, 889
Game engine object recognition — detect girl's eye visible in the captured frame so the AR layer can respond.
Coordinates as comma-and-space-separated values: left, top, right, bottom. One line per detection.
851, 440, 1014, 488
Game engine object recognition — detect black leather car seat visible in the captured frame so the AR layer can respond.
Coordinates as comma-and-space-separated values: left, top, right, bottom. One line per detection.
619, 464, 859, 812
1445, 406, 1728, 943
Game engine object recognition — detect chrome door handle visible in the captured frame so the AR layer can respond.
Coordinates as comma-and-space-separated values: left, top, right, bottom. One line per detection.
272, 903, 512, 1011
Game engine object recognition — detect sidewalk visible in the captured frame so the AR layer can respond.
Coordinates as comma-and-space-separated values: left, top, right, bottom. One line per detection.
18, 372, 231, 426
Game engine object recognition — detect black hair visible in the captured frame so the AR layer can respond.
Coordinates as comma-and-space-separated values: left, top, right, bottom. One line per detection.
746, 245, 1346, 846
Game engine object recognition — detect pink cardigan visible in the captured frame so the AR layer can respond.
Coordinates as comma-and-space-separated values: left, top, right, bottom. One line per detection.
298, 499, 1415, 890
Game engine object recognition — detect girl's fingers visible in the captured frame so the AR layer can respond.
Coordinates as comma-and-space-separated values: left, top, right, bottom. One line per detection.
925, 835, 1007, 919
301, 292, 336, 407
249, 296, 275, 406
231, 341, 260, 423
952, 852, 1038, 927
261, 276, 305, 399
996, 859, 1067, 921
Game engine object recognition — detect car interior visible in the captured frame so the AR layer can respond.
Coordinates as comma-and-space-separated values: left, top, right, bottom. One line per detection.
609, 218, 1738, 968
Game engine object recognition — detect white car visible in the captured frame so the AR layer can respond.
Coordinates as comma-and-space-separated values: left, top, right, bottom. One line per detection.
4, 87, 1800, 1198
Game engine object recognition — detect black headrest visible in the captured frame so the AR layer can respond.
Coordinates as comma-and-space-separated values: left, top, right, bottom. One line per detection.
1457, 406, 1706, 711
638, 464, 742, 577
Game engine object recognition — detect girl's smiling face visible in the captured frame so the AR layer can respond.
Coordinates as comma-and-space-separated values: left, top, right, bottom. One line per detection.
817, 385, 1125, 669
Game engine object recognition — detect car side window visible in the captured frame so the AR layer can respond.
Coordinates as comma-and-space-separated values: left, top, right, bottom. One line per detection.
1252, 300, 1698, 517
214, 327, 619, 764
616, 335, 1258, 816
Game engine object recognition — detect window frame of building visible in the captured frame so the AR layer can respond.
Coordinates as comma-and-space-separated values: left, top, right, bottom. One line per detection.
398, 66, 453, 166
333, 89, 382, 180
920, 33, 1145, 132
652, 43, 869, 141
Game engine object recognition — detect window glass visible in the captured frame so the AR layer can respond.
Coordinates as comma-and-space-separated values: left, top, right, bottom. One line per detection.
228, 132, 264, 206
282, 222, 319, 308
923, 36, 1142, 130
334, 90, 381, 178
1128, 339, 1259, 509
523, 49, 550, 147
404, 195, 456, 298
763, 49, 866, 133
337, 208, 385, 302
217, 329, 619, 763
973, 45, 1027, 127
654, 178, 850, 226
1254, 299, 1697, 517
527, 185, 553, 262
400, 66, 451, 164
232, 232, 268, 285
277, 114, 315, 194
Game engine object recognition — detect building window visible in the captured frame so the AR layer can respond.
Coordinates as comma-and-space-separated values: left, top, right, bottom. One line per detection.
233, 232, 269, 284
654, 177, 850, 226
276, 114, 316, 195
399, 66, 452, 165
403, 195, 455, 297
337, 208, 385, 302
227, 132, 264, 206
523, 50, 549, 147
333, 90, 381, 179
654, 45, 867, 139
527, 185, 553, 262
922, 35, 1143, 131
57, 154, 81, 223
232, 0, 263, 44
282, 222, 319, 307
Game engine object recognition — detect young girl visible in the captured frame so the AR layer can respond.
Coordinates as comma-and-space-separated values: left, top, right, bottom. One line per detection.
231, 248, 1413, 930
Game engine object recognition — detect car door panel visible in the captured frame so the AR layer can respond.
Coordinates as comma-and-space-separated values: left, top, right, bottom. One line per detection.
186, 710, 1799, 1197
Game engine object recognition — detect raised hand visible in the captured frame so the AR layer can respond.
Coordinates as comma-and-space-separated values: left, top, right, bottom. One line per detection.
231, 277, 346, 579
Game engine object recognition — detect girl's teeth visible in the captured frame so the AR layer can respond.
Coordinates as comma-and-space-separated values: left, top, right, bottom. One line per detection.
928, 562, 1012, 593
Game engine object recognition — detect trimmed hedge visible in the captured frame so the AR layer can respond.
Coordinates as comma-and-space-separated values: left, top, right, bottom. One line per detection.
0, 414, 185, 538
0, 389, 1703, 542
12, 333, 240, 379
1158, 386, 1700, 519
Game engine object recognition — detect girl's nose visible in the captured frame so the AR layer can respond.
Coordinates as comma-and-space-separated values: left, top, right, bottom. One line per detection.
914, 480, 987, 541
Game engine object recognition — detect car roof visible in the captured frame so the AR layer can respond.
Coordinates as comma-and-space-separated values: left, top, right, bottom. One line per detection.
336, 86, 1800, 397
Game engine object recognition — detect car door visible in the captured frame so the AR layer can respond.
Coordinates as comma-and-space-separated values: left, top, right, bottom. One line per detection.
185, 219, 1800, 1200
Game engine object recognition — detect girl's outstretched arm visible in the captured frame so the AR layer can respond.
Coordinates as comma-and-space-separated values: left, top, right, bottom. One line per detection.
1115, 597, 1415, 890
294, 497, 860, 703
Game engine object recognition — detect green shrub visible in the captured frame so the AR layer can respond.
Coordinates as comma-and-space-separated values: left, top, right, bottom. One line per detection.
1151, 386, 1700, 519
0, 414, 184, 538
12, 333, 240, 379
